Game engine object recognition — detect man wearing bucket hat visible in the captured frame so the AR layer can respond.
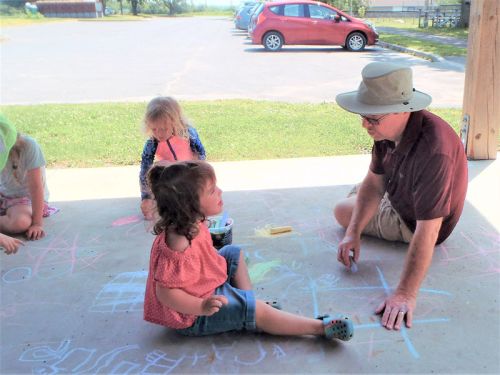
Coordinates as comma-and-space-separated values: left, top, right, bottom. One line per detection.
334, 62, 467, 330
0, 115, 25, 254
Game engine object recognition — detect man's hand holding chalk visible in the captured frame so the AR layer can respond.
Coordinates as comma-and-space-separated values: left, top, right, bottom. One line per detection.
349, 255, 358, 273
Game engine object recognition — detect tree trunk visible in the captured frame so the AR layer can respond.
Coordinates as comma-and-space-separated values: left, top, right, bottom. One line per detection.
459, 0, 471, 28
131, 0, 138, 15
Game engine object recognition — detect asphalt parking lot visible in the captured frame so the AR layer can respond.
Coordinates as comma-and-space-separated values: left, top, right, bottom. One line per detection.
1, 17, 465, 106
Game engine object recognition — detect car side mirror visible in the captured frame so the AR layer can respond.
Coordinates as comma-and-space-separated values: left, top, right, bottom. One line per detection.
333, 14, 341, 22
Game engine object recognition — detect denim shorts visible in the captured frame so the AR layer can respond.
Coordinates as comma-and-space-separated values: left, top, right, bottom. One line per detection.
176, 245, 256, 336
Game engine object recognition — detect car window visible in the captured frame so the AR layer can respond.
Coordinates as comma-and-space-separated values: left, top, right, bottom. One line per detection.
269, 5, 282, 15
243, 5, 254, 14
308, 4, 337, 20
253, 3, 264, 17
283, 4, 304, 17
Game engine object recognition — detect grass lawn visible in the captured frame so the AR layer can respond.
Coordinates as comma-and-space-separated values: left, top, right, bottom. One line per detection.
0, 15, 71, 27
0, 101, 462, 168
369, 17, 468, 57
0, 11, 232, 27
178, 10, 233, 17
368, 17, 469, 40
379, 33, 467, 56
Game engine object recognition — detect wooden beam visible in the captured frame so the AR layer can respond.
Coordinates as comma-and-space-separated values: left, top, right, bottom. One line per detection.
461, 0, 500, 160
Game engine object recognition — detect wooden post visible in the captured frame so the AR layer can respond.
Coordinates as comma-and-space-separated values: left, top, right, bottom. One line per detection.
461, 0, 499, 160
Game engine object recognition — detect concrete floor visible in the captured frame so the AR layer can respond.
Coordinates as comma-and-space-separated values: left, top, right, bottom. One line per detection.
1, 155, 499, 374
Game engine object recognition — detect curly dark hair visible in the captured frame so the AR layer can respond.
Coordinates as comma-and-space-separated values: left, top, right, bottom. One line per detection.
147, 160, 215, 242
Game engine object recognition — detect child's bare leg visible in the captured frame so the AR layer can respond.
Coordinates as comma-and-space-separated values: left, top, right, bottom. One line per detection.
0, 205, 32, 234
255, 300, 324, 336
232, 250, 252, 290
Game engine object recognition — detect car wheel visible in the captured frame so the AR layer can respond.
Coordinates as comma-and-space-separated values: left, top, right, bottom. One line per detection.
263, 31, 283, 51
346, 32, 366, 52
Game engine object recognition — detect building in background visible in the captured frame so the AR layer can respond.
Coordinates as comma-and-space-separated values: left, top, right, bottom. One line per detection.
36, 0, 104, 18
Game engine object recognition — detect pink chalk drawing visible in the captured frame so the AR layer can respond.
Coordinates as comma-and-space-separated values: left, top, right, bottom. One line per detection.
436, 228, 500, 277
111, 215, 142, 227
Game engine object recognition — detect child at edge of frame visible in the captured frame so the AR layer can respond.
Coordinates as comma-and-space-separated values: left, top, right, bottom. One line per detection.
143, 160, 354, 341
0, 114, 54, 255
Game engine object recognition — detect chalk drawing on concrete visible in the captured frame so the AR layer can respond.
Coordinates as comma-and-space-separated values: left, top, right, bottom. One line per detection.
19, 339, 140, 374
1, 227, 107, 284
17, 337, 288, 374
90, 271, 147, 313
111, 215, 142, 227
245, 237, 452, 360
437, 228, 500, 277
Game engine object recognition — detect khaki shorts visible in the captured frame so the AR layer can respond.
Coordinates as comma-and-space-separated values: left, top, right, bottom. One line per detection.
348, 185, 414, 244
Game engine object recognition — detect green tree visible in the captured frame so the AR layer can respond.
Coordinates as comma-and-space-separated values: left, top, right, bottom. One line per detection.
321, 0, 370, 15
162, 0, 185, 15
128, 0, 144, 15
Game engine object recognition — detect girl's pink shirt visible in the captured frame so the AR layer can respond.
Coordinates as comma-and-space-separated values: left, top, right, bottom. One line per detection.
144, 223, 228, 329
156, 136, 194, 162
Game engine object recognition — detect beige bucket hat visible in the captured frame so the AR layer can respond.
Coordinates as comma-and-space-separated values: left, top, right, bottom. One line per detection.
336, 62, 432, 115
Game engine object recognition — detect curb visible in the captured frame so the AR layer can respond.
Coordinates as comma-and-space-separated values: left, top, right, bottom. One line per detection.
377, 41, 444, 62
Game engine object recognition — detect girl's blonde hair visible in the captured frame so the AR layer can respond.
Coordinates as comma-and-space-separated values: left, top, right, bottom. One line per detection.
142, 97, 189, 140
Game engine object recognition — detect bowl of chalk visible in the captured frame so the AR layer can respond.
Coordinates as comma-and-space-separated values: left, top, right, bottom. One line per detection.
207, 212, 233, 250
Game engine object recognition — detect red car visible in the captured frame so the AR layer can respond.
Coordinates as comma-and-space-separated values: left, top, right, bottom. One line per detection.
249, 1, 378, 51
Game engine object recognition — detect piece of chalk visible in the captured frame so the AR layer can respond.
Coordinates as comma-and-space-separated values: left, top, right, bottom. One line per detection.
270, 226, 292, 235
349, 256, 358, 272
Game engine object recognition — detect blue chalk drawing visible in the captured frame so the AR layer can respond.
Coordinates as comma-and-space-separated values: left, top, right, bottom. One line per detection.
2, 266, 32, 283
273, 344, 286, 359
19, 339, 139, 374
355, 318, 450, 330
308, 277, 320, 318
18, 338, 285, 374
245, 240, 451, 360
142, 350, 186, 373
90, 271, 147, 313
375, 266, 451, 359
19, 339, 72, 362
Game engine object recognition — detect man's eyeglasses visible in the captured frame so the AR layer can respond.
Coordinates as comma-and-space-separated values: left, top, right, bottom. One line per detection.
360, 114, 390, 126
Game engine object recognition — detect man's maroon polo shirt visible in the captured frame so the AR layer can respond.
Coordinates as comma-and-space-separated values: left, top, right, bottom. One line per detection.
370, 110, 468, 244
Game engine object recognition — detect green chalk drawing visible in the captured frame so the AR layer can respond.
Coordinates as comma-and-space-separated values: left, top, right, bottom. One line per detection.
249, 260, 281, 283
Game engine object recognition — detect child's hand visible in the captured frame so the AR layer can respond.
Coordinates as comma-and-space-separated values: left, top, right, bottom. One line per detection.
0, 233, 25, 254
26, 224, 45, 241
141, 199, 155, 221
201, 295, 228, 316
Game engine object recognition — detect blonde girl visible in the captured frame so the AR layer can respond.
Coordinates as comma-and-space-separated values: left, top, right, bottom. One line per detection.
139, 96, 206, 220
0, 115, 50, 253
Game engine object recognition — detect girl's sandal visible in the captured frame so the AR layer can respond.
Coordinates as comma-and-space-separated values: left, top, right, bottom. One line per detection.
317, 314, 354, 341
